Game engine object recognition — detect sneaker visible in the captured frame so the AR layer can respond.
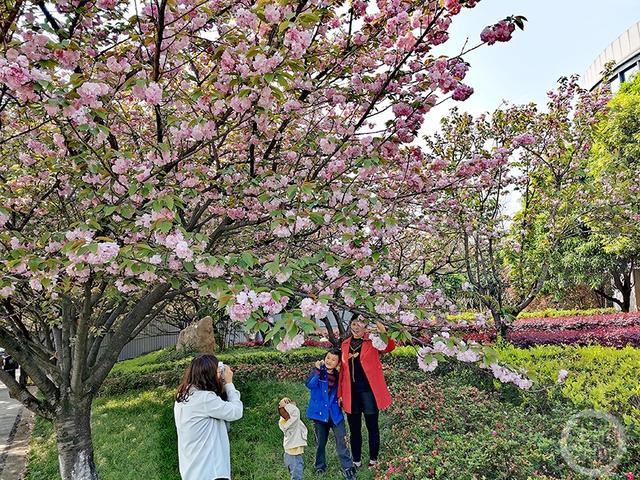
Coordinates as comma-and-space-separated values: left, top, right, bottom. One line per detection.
368, 460, 378, 469
353, 461, 362, 469
314, 468, 326, 475
343, 467, 357, 480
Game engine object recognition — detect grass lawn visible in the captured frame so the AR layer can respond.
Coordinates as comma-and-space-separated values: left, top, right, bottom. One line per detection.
26, 346, 640, 479
26, 380, 377, 480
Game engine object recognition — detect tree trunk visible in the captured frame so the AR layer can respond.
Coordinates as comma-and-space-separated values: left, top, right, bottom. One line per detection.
621, 288, 631, 313
491, 310, 509, 341
55, 399, 98, 480
320, 317, 339, 346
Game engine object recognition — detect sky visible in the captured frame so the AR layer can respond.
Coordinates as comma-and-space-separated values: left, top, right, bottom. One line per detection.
423, 0, 640, 132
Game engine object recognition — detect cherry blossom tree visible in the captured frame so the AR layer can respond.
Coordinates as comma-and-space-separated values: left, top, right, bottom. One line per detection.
0, 0, 525, 477
426, 77, 609, 337
559, 73, 640, 311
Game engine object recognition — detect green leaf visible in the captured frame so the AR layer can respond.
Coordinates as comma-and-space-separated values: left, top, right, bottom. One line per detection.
310, 212, 325, 225
241, 251, 256, 268
271, 87, 285, 102
297, 12, 320, 27
276, 75, 289, 88
36, 80, 51, 90
278, 20, 290, 34
157, 220, 173, 234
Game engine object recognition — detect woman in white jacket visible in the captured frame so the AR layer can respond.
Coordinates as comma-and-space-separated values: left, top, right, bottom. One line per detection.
174, 354, 243, 480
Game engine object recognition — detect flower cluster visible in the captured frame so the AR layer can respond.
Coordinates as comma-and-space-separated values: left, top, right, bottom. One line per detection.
227, 290, 290, 322
300, 298, 330, 320
416, 333, 532, 389
480, 19, 516, 45
276, 333, 305, 352
369, 333, 389, 351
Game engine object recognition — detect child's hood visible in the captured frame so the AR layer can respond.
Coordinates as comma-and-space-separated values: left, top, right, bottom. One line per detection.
284, 402, 300, 418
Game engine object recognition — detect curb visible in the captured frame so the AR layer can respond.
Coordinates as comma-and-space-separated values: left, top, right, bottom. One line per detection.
0, 406, 34, 480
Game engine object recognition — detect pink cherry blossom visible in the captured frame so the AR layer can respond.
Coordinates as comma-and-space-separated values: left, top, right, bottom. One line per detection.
369, 333, 388, 351
0, 284, 16, 298
417, 348, 438, 372
174, 241, 194, 261
144, 82, 163, 105
276, 333, 304, 352
228, 303, 253, 322
557, 369, 569, 384
264, 4, 282, 23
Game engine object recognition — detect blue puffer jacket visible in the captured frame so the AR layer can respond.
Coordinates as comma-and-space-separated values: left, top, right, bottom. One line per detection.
305, 366, 343, 424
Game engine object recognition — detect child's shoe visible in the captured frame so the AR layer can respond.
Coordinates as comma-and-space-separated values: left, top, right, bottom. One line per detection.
368, 460, 377, 469
343, 467, 357, 480
353, 461, 361, 469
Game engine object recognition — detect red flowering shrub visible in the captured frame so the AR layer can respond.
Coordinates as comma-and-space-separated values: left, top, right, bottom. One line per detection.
302, 338, 333, 348
450, 312, 640, 347
236, 338, 333, 348
514, 312, 640, 331
236, 340, 265, 347
509, 325, 640, 348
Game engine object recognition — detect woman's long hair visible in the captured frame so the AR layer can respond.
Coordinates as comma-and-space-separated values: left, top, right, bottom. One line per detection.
176, 354, 226, 403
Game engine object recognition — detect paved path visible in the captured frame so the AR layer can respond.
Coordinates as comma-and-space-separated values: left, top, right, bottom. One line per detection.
0, 377, 33, 480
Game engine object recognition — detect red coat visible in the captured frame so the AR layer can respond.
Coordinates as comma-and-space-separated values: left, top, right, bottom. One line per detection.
338, 333, 395, 413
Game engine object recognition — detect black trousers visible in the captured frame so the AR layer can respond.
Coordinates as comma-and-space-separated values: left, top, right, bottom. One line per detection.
346, 411, 380, 462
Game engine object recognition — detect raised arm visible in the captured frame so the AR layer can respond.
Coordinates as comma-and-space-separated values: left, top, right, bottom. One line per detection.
305, 368, 321, 389
382, 338, 396, 354
203, 384, 243, 421
278, 404, 301, 432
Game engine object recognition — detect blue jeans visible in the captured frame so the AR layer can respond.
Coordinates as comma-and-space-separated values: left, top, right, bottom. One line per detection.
284, 452, 304, 480
313, 419, 354, 472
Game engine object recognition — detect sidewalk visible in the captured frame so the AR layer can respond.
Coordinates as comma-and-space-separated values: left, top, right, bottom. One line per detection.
0, 379, 33, 480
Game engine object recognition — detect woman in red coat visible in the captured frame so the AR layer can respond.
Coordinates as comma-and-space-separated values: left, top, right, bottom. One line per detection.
338, 318, 395, 469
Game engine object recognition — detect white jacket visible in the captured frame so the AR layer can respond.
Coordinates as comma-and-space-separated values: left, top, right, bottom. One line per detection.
174, 384, 243, 480
279, 403, 308, 451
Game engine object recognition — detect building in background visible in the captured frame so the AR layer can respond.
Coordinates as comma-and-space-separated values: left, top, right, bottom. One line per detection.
584, 21, 640, 92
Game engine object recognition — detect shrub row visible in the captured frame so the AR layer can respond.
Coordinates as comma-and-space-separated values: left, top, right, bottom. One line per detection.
448, 307, 616, 323
236, 338, 333, 348
509, 325, 640, 348
455, 312, 640, 348
514, 312, 640, 330
101, 347, 327, 396
517, 307, 617, 319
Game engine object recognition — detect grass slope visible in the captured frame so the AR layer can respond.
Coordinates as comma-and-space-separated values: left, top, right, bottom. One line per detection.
26, 345, 640, 479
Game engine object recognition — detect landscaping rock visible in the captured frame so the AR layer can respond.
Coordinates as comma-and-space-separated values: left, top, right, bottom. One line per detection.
176, 316, 216, 353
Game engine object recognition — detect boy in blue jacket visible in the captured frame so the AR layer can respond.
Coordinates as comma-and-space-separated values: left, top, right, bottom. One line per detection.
305, 348, 357, 479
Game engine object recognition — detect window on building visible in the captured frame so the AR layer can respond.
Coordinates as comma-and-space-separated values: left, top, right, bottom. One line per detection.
623, 64, 639, 83
610, 75, 621, 93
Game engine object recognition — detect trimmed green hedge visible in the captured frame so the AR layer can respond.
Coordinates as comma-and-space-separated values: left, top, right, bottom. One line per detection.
448, 308, 617, 322
497, 344, 640, 430
517, 307, 617, 319
102, 347, 327, 396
